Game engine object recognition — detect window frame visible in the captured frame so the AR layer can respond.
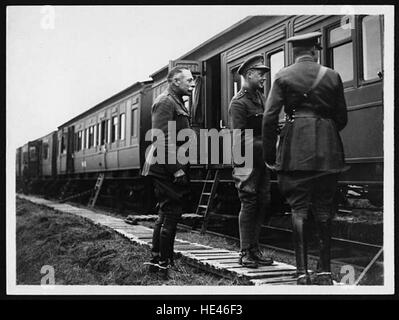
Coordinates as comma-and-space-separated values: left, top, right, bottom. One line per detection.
358, 14, 383, 86
131, 106, 138, 138
326, 20, 356, 88
111, 115, 118, 143
266, 46, 285, 96
119, 113, 126, 141
43, 143, 49, 160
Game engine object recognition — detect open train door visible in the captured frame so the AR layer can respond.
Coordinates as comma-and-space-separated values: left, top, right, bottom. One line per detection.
66, 126, 75, 174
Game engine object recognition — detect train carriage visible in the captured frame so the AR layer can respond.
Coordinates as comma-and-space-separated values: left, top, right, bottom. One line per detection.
57, 81, 153, 177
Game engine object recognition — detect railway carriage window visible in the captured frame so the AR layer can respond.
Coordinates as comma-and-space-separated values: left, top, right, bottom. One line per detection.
131, 108, 138, 137
88, 126, 94, 148
78, 131, 83, 151
94, 124, 98, 147
43, 143, 49, 159
81, 130, 85, 149
29, 146, 37, 161
269, 50, 284, 93
328, 23, 354, 83
61, 136, 66, 154
85, 128, 89, 149
111, 116, 118, 142
119, 113, 126, 140
362, 15, 382, 81
107, 119, 111, 143
100, 120, 106, 145
232, 67, 241, 96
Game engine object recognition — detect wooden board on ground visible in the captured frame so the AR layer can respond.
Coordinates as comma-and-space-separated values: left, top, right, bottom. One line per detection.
17, 193, 301, 286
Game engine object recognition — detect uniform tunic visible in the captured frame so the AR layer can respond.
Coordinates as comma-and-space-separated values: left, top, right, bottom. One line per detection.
262, 56, 347, 172
229, 87, 271, 250
262, 56, 348, 221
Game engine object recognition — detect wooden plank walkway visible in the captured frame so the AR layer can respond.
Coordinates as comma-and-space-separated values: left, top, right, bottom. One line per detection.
17, 194, 298, 285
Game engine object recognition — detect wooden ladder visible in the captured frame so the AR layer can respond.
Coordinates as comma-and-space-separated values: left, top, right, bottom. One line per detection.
88, 173, 105, 208
195, 169, 220, 234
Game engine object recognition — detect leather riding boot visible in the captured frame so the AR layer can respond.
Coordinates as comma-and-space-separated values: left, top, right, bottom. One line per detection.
292, 214, 310, 285
239, 249, 258, 268
249, 247, 274, 266
312, 220, 333, 285
147, 252, 160, 273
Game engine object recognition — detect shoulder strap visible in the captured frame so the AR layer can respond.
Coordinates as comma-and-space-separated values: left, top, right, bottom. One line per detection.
309, 66, 327, 92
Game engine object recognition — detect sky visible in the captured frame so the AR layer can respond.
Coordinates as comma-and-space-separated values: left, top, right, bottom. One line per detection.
6, 5, 276, 150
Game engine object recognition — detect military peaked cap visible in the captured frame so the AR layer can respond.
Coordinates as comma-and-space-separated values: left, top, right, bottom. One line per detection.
237, 54, 270, 76
287, 31, 323, 50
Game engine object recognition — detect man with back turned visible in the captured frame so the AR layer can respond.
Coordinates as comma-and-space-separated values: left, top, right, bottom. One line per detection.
229, 55, 274, 268
262, 32, 348, 285
142, 66, 195, 278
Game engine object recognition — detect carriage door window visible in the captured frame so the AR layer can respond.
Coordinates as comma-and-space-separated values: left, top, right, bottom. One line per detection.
85, 128, 89, 149
119, 113, 126, 140
88, 126, 94, 148
111, 116, 118, 142
131, 108, 138, 137
362, 15, 382, 81
43, 143, 49, 160
78, 131, 83, 150
268, 50, 284, 95
232, 67, 242, 96
327, 22, 354, 84
94, 124, 98, 146
61, 135, 66, 154
29, 146, 37, 161
268, 50, 285, 121
106, 119, 111, 143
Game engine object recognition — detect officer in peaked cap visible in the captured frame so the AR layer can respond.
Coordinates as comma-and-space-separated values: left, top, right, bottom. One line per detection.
287, 31, 323, 50
229, 54, 274, 268
237, 54, 270, 76
262, 32, 348, 285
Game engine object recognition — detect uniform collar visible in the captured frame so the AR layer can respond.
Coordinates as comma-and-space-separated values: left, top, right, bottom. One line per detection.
241, 85, 260, 98
240, 86, 265, 108
167, 86, 189, 113
295, 55, 315, 63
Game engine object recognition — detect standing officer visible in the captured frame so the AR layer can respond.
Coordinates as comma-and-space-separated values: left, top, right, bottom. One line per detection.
229, 55, 274, 268
142, 66, 195, 278
262, 32, 348, 285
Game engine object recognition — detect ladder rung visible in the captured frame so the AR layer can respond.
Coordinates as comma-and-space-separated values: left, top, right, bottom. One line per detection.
202, 193, 211, 196
198, 205, 208, 208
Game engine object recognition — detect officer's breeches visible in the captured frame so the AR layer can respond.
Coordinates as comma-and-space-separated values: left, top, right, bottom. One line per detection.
277, 172, 338, 222
233, 167, 271, 250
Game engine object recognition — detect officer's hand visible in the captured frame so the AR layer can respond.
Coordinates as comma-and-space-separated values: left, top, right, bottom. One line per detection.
173, 169, 188, 185
265, 162, 277, 171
